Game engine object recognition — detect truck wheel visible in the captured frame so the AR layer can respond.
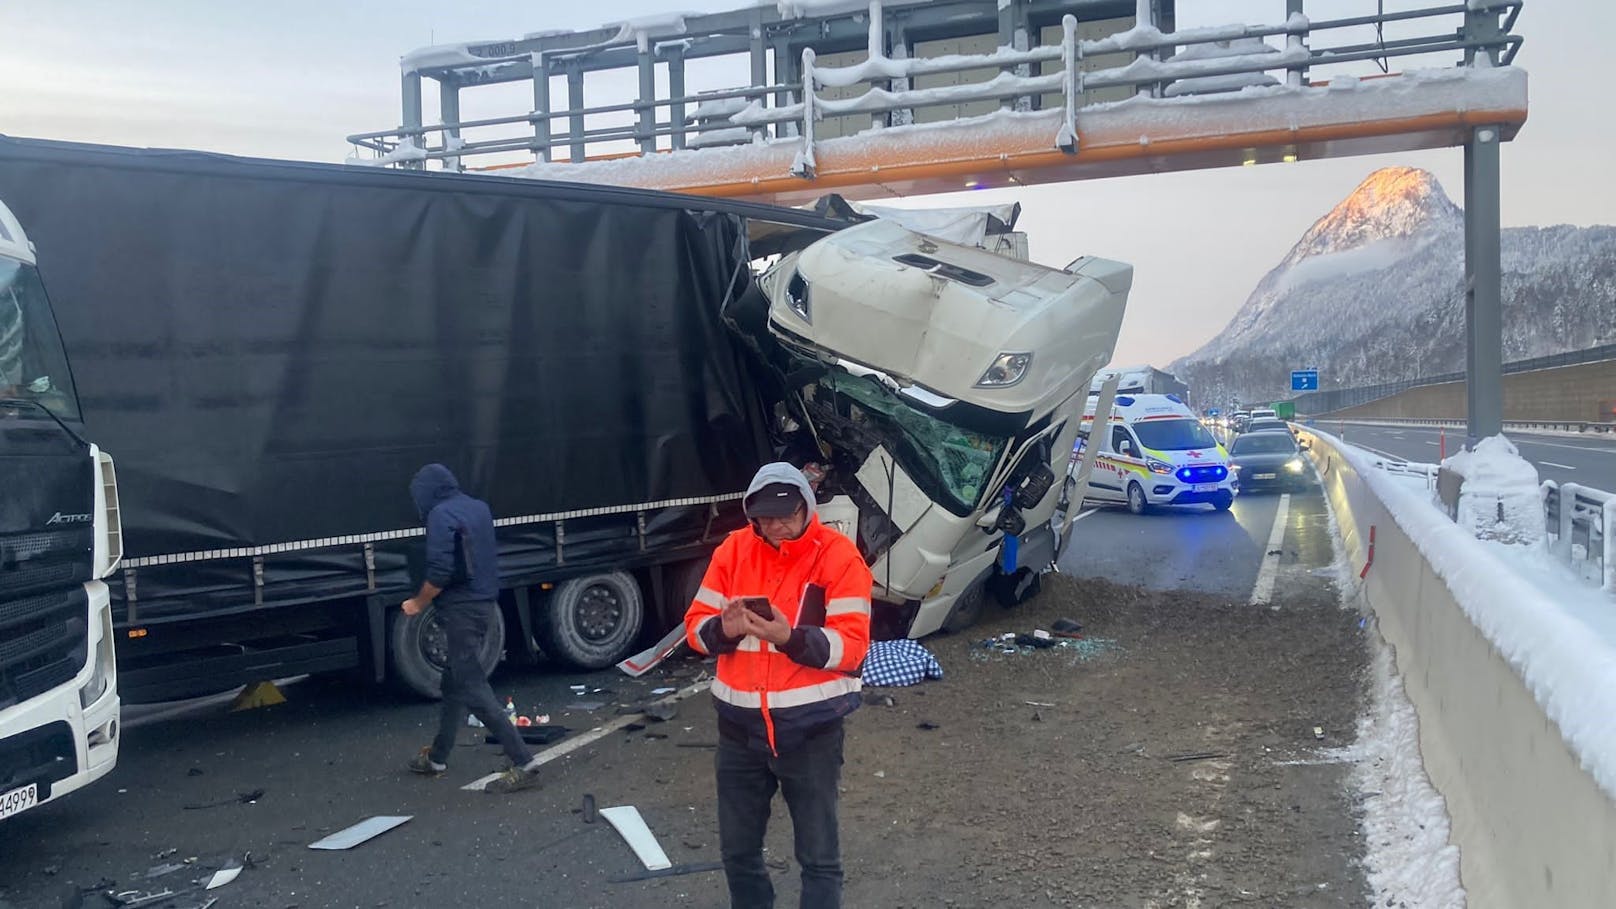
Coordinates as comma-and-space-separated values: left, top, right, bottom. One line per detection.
940, 582, 986, 634
389, 603, 505, 700
1212, 492, 1234, 511
1126, 482, 1149, 515
537, 572, 644, 670
664, 557, 711, 630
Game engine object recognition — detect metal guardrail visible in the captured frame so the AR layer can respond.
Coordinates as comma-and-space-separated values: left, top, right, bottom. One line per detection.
1543, 481, 1615, 591
1345, 447, 1614, 594
349, 0, 1524, 168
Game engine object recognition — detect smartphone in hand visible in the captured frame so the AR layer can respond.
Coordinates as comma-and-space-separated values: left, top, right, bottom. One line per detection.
738, 596, 774, 620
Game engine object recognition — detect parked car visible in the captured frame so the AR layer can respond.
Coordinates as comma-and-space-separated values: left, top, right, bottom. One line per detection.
1229, 432, 1309, 492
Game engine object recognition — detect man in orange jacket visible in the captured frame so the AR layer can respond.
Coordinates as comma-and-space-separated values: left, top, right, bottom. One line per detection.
685, 462, 873, 909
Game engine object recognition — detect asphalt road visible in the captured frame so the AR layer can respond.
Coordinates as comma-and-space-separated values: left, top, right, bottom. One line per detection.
1325, 422, 1616, 490
4, 476, 1364, 908
1058, 485, 1333, 601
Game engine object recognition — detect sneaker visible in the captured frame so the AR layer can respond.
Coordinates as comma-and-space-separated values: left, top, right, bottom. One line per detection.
484, 765, 542, 794
407, 747, 446, 776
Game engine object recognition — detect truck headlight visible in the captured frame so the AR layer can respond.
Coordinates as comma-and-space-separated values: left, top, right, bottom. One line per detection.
79, 631, 113, 708
1146, 458, 1174, 476
785, 272, 810, 323
976, 352, 1032, 388
1285, 458, 1305, 472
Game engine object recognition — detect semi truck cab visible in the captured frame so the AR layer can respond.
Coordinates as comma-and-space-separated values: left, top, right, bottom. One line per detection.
757, 218, 1131, 637
0, 198, 123, 823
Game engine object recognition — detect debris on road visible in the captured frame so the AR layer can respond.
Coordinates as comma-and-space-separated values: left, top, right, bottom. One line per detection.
1166, 752, 1228, 764
599, 805, 672, 871
971, 633, 1121, 662
307, 815, 412, 850
182, 788, 264, 810
204, 857, 243, 890
608, 861, 725, 883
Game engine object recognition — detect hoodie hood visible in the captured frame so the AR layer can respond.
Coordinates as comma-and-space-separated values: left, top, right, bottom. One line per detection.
410, 463, 461, 519
744, 462, 818, 514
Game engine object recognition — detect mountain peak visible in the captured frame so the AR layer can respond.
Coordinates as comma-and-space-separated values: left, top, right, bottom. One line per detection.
1281, 166, 1461, 267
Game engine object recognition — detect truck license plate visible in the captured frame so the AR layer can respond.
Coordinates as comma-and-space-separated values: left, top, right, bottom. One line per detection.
0, 782, 39, 820
1192, 483, 1217, 492
1253, 473, 1276, 481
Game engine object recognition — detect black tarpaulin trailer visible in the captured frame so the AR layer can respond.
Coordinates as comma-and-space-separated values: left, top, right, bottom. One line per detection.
0, 135, 844, 701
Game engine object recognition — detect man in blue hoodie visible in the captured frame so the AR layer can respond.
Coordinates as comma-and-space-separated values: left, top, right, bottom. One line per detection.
403, 463, 540, 794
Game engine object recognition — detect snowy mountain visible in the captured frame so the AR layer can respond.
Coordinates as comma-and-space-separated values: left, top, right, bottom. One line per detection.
1170, 167, 1616, 407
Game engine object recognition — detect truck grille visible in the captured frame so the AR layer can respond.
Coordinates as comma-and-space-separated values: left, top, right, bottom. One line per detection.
1, 529, 93, 599
0, 720, 77, 796
0, 586, 89, 711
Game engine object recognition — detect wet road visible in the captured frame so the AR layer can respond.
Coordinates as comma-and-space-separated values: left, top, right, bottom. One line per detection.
1326, 422, 1616, 490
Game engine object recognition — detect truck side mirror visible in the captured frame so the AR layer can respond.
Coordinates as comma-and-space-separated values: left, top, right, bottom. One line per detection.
1118, 439, 1132, 455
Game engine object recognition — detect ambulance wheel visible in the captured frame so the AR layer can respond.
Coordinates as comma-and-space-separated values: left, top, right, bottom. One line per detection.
537, 571, 644, 670
1212, 492, 1234, 512
390, 603, 505, 700
1126, 482, 1149, 515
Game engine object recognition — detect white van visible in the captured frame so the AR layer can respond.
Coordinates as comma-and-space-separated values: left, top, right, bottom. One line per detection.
1078, 393, 1236, 513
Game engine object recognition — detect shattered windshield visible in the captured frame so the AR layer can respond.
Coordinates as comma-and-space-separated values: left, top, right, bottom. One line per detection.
803, 367, 1007, 516
0, 258, 80, 420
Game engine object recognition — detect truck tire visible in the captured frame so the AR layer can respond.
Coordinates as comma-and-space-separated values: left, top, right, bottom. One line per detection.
940, 581, 986, 634
663, 557, 711, 630
536, 572, 645, 670
389, 603, 506, 700
1212, 492, 1234, 511
1126, 481, 1149, 515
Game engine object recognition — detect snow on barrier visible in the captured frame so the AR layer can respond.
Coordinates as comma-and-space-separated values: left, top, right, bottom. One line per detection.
1302, 428, 1616, 909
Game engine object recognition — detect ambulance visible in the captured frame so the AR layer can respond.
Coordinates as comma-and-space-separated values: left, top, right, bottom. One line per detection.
1079, 393, 1236, 513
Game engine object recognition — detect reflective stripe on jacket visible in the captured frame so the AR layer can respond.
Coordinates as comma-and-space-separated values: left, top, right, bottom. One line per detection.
683, 515, 873, 755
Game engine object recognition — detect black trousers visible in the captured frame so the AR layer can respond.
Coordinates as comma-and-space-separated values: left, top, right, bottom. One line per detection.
428, 601, 531, 767
716, 719, 845, 909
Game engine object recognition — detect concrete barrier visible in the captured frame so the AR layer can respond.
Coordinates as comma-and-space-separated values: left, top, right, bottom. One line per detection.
1302, 429, 1616, 908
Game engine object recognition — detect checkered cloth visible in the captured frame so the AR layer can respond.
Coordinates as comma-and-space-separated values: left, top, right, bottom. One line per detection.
860, 639, 944, 687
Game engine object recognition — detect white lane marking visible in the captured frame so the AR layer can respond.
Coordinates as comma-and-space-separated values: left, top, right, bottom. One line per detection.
1070, 508, 1099, 524
1540, 461, 1576, 470
1424, 441, 1440, 446
1249, 494, 1291, 607
463, 680, 712, 791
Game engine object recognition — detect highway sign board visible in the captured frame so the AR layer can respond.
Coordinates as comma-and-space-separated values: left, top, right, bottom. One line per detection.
1291, 369, 1319, 391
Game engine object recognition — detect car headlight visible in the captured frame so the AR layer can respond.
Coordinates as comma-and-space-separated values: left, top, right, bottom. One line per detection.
1146, 458, 1174, 475
1285, 458, 1305, 472
976, 352, 1032, 388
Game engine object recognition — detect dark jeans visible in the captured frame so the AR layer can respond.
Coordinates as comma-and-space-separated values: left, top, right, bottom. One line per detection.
428, 601, 532, 767
716, 719, 845, 909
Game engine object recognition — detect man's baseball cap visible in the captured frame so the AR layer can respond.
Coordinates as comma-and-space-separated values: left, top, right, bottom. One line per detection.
744, 482, 806, 518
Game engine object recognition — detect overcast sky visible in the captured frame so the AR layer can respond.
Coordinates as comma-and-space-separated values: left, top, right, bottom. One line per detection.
2, 1, 1610, 368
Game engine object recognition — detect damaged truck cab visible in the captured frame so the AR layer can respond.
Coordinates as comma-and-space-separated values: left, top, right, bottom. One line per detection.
755, 219, 1131, 638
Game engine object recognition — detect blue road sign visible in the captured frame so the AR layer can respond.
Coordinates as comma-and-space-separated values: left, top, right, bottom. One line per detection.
1291, 369, 1319, 391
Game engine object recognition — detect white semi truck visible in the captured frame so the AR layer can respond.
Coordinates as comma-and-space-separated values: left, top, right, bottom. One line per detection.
757, 218, 1131, 636
0, 198, 123, 823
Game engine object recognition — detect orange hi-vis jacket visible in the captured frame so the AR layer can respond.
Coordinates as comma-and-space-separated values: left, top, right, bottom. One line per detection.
684, 515, 873, 756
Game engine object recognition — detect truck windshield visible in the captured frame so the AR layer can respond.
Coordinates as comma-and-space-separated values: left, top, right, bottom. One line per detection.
1132, 418, 1215, 452
805, 368, 1008, 516
0, 258, 80, 421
